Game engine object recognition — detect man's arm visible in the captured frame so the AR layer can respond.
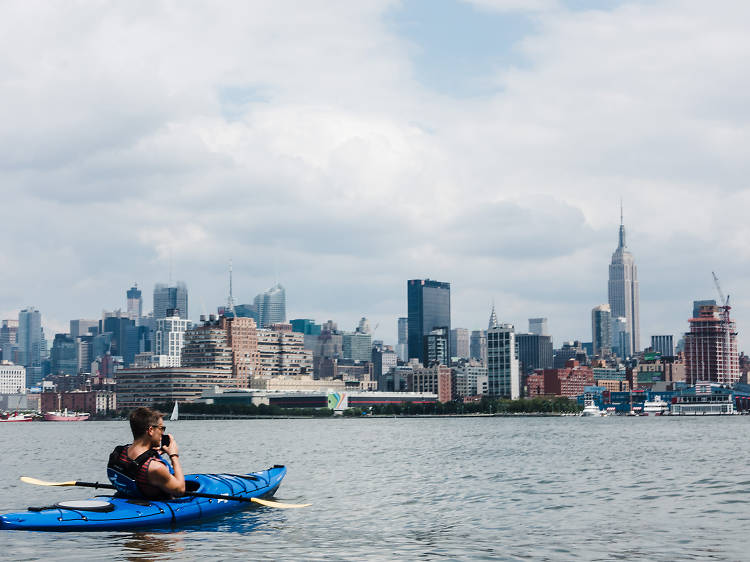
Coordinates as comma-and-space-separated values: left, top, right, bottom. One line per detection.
149, 435, 185, 496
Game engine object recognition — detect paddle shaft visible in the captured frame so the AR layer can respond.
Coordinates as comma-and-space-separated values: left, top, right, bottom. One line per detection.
74, 480, 267, 504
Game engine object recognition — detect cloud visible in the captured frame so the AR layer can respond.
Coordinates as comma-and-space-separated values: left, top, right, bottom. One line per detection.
1, 0, 750, 352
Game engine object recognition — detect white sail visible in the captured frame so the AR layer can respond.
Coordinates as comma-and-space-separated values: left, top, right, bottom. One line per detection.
170, 402, 179, 421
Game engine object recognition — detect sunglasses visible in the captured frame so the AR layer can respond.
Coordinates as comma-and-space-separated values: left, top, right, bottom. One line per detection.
151, 425, 167, 431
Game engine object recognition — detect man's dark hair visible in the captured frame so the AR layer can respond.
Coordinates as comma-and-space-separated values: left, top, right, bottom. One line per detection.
129, 407, 164, 438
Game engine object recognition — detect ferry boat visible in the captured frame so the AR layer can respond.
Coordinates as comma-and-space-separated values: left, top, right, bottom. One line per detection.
0, 412, 34, 422
43, 408, 90, 422
642, 395, 669, 416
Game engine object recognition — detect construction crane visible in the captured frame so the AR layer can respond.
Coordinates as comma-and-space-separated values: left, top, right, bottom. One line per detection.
712, 271, 730, 308
712, 271, 735, 380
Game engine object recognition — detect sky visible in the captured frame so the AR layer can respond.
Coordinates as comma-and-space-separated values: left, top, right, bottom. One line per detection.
2, 0, 750, 350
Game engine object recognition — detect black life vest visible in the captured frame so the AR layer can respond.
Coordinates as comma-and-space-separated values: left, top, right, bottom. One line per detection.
107, 445, 171, 499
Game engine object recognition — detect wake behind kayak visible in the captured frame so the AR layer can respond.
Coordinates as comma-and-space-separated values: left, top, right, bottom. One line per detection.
0, 465, 286, 531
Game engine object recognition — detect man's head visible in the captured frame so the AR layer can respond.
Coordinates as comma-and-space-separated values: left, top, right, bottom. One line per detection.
129, 407, 165, 442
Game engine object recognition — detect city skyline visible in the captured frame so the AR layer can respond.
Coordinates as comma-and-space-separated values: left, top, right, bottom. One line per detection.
0, 233, 743, 353
1, 251, 736, 357
2, 2, 750, 350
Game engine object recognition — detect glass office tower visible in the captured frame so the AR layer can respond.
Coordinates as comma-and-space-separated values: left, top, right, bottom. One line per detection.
407, 279, 451, 365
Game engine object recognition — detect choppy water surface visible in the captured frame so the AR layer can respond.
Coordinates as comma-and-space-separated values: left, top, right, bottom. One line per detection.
1, 416, 749, 560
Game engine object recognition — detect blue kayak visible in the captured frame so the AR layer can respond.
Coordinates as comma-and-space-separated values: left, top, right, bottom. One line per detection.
0, 465, 286, 531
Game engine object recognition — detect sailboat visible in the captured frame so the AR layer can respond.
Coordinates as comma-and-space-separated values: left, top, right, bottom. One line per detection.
170, 402, 179, 421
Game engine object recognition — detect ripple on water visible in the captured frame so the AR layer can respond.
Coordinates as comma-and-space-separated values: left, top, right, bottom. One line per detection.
2, 417, 750, 559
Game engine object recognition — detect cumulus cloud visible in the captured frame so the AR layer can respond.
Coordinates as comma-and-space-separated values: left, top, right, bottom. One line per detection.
1, 0, 749, 349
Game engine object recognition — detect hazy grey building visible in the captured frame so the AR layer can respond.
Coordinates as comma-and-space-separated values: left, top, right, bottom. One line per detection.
18, 307, 44, 387
70, 319, 98, 340
398, 317, 408, 344
77, 335, 94, 373
452, 359, 489, 397
450, 328, 470, 360
608, 212, 640, 354
470, 330, 487, 364
1, 319, 18, 362
50, 333, 78, 376
154, 282, 188, 320
372, 343, 398, 390
612, 316, 630, 358
342, 332, 371, 362
254, 284, 286, 328
554, 341, 587, 368
127, 284, 143, 322
397, 317, 408, 362
528, 318, 548, 336
591, 304, 612, 358
651, 335, 674, 357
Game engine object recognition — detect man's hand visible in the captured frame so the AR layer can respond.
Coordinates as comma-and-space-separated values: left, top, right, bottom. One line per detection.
160, 434, 179, 457
152, 434, 185, 496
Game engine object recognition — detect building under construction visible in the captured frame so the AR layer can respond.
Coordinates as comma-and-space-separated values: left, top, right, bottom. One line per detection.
684, 304, 739, 385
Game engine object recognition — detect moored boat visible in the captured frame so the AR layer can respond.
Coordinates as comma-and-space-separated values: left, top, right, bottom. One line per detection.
581, 393, 605, 417
0, 466, 287, 531
43, 408, 90, 422
643, 395, 669, 415
0, 412, 34, 422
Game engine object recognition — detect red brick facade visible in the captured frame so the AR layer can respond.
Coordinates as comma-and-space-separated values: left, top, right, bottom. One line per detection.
41, 390, 117, 414
528, 362, 594, 398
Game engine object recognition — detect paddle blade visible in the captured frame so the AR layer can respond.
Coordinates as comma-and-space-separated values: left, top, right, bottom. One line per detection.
21, 476, 77, 487
251, 497, 311, 509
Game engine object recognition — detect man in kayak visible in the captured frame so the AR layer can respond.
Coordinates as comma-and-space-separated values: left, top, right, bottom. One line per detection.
107, 407, 185, 499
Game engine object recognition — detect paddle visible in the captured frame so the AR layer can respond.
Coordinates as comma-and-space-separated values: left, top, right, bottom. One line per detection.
20, 477, 310, 509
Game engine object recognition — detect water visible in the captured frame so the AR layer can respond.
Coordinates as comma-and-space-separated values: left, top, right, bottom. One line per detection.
1, 416, 749, 560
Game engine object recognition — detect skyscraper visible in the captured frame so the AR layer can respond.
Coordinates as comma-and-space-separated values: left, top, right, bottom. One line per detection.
18, 307, 44, 387
254, 284, 286, 328
126, 284, 143, 322
488, 304, 498, 330
450, 328, 470, 359
591, 304, 612, 358
684, 304, 739, 385
517, 333, 553, 375
608, 209, 640, 354
343, 319, 372, 362
397, 317, 408, 362
407, 279, 451, 364
528, 318, 548, 336
470, 330, 487, 364
487, 322, 520, 399
0, 319, 18, 362
612, 316, 630, 358
424, 327, 449, 366
153, 282, 188, 320
397, 317, 408, 345
50, 333, 77, 376
70, 319, 97, 340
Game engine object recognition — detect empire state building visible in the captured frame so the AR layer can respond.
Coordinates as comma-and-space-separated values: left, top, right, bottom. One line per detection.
608, 214, 640, 356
